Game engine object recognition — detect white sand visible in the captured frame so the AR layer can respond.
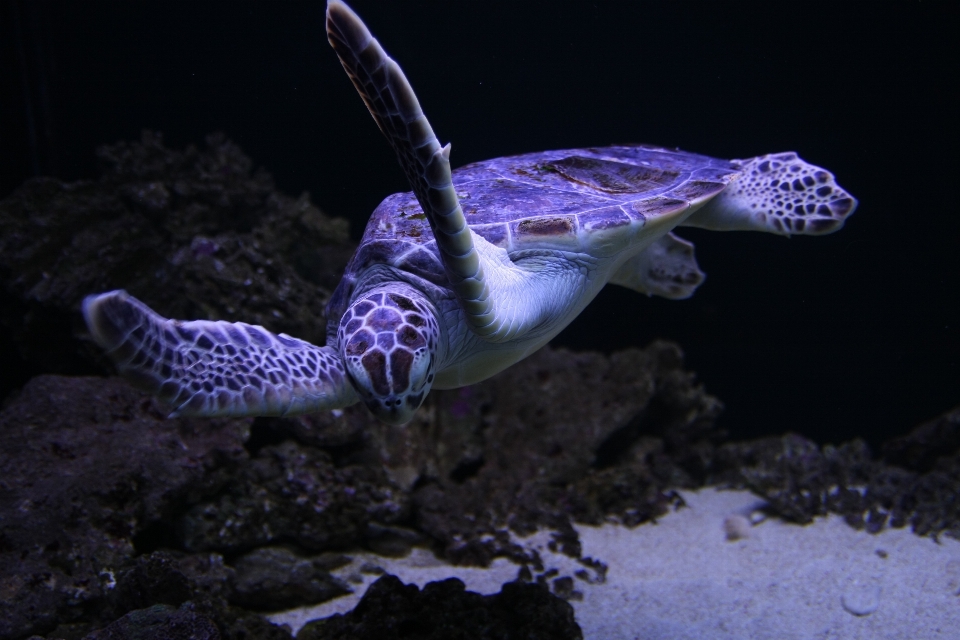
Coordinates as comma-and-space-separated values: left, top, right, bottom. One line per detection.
269, 488, 960, 639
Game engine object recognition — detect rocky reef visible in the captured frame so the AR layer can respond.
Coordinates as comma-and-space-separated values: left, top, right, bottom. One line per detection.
0, 131, 354, 396
1, 134, 957, 640
296, 575, 581, 640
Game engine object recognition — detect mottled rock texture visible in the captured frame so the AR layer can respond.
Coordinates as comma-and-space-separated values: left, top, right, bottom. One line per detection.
0, 131, 354, 398
0, 377, 311, 640
176, 437, 409, 555
229, 547, 351, 611
0, 339, 714, 638
399, 341, 723, 566
296, 575, 582, 640
0, 376, 248, 639
80, 605, 221, 640
710, 404, 960, 539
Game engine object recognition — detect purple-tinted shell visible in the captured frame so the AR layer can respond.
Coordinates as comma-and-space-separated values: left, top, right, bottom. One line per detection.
325, 144, 739, 327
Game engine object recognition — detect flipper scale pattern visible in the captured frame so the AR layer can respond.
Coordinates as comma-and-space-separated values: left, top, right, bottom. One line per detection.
83, 290, 358, 417
326, 1, 505, 337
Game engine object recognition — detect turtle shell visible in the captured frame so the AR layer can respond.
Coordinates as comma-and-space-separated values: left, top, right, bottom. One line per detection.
327, 144, 740, 324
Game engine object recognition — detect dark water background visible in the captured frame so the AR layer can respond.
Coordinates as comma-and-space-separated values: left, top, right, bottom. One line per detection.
2, 0, 957, 448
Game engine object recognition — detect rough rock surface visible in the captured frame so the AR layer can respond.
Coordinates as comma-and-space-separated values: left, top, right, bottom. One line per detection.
0, 131, 355, 399
0, 374, 414, 640
7, 366, 957, 640
80, 604, 221, 640
229, 547, 351, 611
176, 438, 408, 555
296, 575, 582, 640
0, 376, 249, 639
882, 403, 960, 472
0, 339, 716, 639
710, 406, 960, 540
170, 338, 722, 567
0, 380, 328, 640
400, 341, 723, 566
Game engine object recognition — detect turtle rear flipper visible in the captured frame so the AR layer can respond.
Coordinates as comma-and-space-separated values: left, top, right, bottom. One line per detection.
683, 152, 857, 236
610, 233, 705, 300
83, 290, 358, 417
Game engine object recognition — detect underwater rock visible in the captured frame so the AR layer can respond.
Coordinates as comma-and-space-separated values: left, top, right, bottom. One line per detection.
882, 402, 960, 472
0, 375, 249, 639
0, 131, 355, 399
80, 604, 220, 640
109, 551, 202, 614
89, 550, 293, 640
175, 438, 409, 554
404, 341, 723, 565
150, 339, 724, 568
0, 339, 721, 636
270, 408, 372, 450
3, 358, 959, 637
229, 547, 352, 611
711, 434, 878, 525
0, 378, 306, 640
295, 574, 582, 640
711, 427, 960, 540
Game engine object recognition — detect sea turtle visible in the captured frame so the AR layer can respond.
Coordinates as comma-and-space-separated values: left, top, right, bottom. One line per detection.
83, 0, 857, 425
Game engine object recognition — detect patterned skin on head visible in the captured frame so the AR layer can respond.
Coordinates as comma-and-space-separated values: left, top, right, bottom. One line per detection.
337, 285, 440, 425
684, 152, 857, 236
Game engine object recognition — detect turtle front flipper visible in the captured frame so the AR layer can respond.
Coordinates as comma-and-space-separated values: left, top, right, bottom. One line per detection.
326, 1, 516, 342
83, 290, 359, 417
682, 153, 857, 236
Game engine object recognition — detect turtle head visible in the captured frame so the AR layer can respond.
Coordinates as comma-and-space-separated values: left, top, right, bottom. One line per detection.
337, 287, 440, 425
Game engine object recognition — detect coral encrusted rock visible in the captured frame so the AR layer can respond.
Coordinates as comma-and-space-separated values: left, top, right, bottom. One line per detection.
296, 575, 582, 640
0, 375, 249, 639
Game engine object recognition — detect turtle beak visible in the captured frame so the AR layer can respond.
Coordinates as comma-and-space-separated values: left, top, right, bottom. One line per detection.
361, 393, 422, 426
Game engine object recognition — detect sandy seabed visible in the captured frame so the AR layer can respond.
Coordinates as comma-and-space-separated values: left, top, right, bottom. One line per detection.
271, 488, 960, 639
